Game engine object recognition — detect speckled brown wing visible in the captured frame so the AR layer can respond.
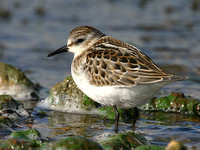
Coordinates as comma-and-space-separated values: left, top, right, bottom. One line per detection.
83, 36, 171, 87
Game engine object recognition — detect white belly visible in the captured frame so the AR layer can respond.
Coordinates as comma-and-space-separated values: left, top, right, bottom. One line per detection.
72, 70, 166, 109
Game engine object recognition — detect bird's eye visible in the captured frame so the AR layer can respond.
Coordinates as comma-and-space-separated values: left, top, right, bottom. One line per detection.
77, 38, 84, 43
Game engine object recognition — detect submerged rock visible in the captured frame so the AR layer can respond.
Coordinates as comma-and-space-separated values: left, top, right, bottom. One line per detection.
0, 95, 32, 136
0, 129, 44, 150
0, 62, 39, 100
141, 92, 200, 116
98, 131, 148, 149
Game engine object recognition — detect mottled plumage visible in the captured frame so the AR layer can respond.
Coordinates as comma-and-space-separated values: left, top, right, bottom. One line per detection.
83, 36, 175, 87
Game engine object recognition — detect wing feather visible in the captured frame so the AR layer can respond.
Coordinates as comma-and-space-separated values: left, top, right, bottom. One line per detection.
83, 36, 172, 86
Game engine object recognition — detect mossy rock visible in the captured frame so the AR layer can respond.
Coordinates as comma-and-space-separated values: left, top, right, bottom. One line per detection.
40, 136, 103, 150
10, 129, 41, 141
0, 138, 44, 150
0, 62, 35, 88
141, 92, 200, 116
99, 132, 148, 150
0, 62, 39, 100
0, 129, 44, 149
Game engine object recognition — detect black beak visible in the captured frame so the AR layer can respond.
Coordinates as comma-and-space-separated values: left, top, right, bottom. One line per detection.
47, 45, 68, 57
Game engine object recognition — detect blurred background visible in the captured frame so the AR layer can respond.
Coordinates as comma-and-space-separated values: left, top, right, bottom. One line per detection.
0, 0, 200, 99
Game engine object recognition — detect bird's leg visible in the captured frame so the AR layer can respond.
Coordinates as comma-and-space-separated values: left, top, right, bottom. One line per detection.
114, 105, 119, 133
132, 107, 139, 127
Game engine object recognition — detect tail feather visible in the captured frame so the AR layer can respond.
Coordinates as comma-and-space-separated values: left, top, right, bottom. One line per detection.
163, 75, 188, 82
170, 75, 188, 81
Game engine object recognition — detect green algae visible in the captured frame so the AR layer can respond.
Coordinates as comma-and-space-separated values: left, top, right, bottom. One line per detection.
98, 106, 133, 121
83, 94, 100, 110
99, 132, 148, 150
141, 92, 200, 116
40, 136, 103, 150
98, 106, 115, 119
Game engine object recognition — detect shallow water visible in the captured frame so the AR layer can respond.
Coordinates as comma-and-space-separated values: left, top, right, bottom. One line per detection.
0, 0, 200, 149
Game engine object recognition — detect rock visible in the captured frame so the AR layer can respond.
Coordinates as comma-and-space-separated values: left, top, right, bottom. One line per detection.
0, 62, 39, 100
40, 136, 103, 150
0, 116, 16, 136
10, 129, 41, 140
0, 95, 32, 136
0, 95, 32, 137
0, 95, 30, 119
38, 76, 100, 113
98, 131, 148, 149
141, 92, 200, 116
0, 129, 44, 150
0, 133, 103, 150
